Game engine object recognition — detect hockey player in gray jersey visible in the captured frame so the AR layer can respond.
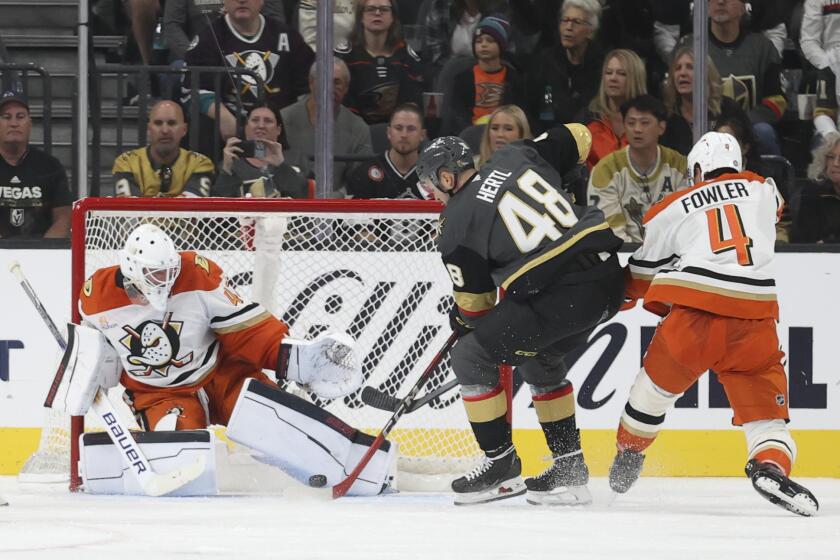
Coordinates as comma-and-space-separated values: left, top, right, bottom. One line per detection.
416, 126, 625, 505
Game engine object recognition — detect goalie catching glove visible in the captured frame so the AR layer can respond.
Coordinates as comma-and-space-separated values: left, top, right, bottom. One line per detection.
276, 332, 362, 399
50, 323, 122, 415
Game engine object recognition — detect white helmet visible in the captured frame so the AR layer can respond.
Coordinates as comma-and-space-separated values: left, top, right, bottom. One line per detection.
119, 224, 181, 311
687, 131, 742, 182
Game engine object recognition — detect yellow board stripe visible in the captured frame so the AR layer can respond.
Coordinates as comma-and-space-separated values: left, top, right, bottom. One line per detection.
3, 428, 837, 477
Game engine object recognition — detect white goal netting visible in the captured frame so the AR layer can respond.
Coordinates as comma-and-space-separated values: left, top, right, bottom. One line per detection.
21, 199, 486, 489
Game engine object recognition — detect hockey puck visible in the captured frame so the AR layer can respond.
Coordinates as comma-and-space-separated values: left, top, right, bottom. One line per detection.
309, 474, 327, 488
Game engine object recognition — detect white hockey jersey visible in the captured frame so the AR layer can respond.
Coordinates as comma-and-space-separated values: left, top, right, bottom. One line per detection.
79, 252, 288, 392
625, 171, 783, 320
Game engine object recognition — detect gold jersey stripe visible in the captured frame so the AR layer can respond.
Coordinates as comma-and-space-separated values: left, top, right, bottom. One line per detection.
502, 222, 611, 291
651, 278, 777, 301
212, 311, 272, 334
454, 290, 497, 313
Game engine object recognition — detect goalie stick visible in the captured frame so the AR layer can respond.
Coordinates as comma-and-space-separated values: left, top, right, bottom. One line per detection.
332, 331, 459, 498
9, 261, 205, 497
361, 378, 460, 414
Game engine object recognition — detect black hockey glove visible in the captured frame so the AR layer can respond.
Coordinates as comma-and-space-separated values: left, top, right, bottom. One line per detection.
449, 305, 475, 338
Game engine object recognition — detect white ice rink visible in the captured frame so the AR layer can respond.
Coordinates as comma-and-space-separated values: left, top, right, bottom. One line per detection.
1, 476, 837, 560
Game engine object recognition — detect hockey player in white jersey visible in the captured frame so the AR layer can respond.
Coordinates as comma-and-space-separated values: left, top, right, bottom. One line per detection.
609, 132, 819, 516
51, 223, 395, 496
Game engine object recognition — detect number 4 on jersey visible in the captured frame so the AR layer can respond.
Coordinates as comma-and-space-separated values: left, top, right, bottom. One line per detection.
706, 204, 754, 266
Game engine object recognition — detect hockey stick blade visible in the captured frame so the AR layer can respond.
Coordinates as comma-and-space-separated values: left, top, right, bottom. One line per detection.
10, 262, 205, 497
361, 377, 461, 413
360, 386, 401, 412
332, 332, 459, 499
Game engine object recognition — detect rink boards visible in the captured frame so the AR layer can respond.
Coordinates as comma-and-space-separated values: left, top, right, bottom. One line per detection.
0, 249, 838, 477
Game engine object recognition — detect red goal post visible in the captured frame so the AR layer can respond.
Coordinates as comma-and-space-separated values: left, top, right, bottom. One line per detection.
57, 197, 510, 491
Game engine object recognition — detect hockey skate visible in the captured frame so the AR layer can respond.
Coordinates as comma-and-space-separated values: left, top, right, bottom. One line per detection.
608, 449, 645, 494
525, 452, 592, 505
451, 447, 526, 505
745, 460, 819, 517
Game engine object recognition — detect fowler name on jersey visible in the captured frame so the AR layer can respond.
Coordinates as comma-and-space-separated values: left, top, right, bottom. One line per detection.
680, 180, 749, 213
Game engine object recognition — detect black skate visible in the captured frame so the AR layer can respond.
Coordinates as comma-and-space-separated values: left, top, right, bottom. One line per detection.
745, 460, 819, 517
525, 451, 592, 505
451, 447, 526, 505
609, 449, 645, 494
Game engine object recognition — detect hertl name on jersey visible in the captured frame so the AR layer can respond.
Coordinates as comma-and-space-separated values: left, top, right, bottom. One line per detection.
0, 186, 42, 200
681, 181, 748, 214
476, 170, 513, 204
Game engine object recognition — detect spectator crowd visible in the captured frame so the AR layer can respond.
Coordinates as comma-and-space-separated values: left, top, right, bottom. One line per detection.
2, 0, 839, 246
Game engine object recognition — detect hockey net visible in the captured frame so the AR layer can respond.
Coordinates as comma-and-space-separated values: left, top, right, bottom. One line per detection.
22, 197, 493, 491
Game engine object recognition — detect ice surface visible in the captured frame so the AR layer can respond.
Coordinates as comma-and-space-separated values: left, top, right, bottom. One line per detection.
1, 476, 837, 560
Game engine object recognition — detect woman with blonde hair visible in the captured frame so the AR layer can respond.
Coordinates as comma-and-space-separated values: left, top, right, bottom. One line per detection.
583, 48, 647, 168
790, 132, 840, 243
477, 104, 533, 166
661, 46, 746, 155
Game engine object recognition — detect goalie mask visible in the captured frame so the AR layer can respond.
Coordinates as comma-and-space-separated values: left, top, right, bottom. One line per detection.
119, 224, 181, 311
687, 131, 742, 182
416, 136, 475, 195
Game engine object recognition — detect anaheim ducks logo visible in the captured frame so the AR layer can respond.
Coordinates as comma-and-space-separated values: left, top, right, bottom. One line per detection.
360, 81, 400, 121
119, 312, 194, 378
475, 82, 506, 109
224, 50, 281, 95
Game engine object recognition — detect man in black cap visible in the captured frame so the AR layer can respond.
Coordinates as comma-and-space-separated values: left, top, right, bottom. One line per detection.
0, 91, 72, 238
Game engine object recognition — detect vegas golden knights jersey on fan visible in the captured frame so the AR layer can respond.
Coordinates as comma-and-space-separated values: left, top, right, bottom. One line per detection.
588, 145, 689, 243
112, 147, 214, 197
625, 171, 783, 320
438, 139, 622, 319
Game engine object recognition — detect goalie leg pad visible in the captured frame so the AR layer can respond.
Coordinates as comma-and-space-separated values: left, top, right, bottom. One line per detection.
80, 429, 218, 496
51, 323, 122, 415
226, 379, 396, 496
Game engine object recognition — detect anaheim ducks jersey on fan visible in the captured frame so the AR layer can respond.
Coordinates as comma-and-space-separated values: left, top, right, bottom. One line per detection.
335, 40, 423, 124
112, 147, 214, 197
625, 171, 783, 320
587, 145, 689, 243
78, 252, 288, 392
439, 131, 622, 319
184, 14, 314, 112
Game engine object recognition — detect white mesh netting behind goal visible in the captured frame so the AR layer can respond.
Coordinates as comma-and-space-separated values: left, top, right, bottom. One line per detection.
21, 198, 487, 489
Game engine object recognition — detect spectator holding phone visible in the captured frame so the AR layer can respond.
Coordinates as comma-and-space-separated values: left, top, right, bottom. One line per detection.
212, 104, 310, 198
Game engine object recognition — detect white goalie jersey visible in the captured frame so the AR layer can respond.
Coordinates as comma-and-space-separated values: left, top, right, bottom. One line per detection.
78, 251, 289, 392
625, 170, 783, 320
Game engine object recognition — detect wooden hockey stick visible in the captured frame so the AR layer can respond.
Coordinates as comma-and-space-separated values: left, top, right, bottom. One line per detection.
332, 331, 459, 498
9, 261, 205, 497
361, 377, 460, 414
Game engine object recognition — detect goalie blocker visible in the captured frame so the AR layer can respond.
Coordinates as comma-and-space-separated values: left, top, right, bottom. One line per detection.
227, 379, 397, 496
